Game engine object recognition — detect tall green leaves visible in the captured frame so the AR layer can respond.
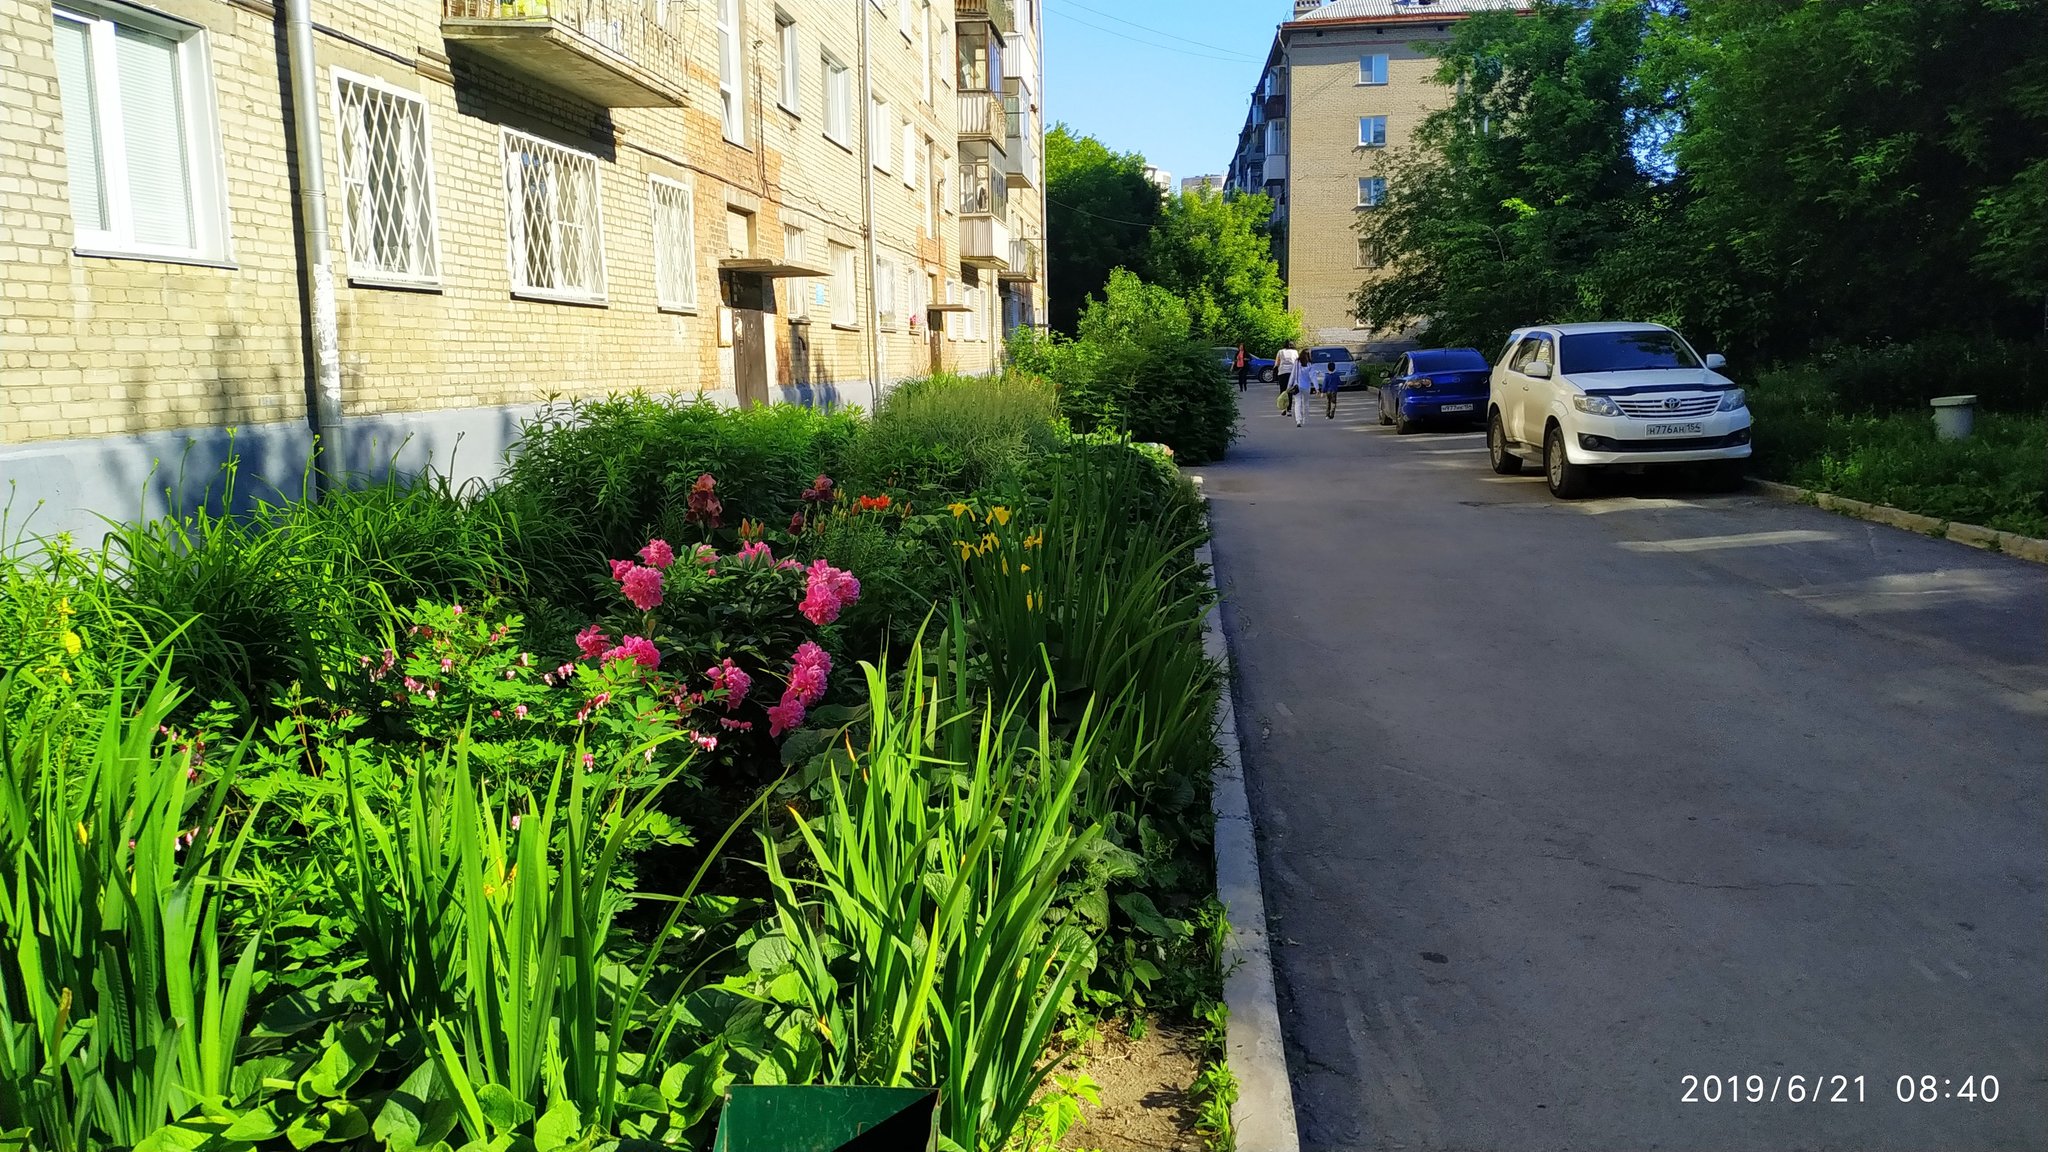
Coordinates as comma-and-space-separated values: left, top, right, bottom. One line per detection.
0, 669, 258, 1150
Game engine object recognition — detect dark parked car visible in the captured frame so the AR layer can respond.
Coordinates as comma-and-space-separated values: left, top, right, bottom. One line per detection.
1212, 347, 1279, 382
1379, 347, 1492, 432
1305, 345, 1363, 390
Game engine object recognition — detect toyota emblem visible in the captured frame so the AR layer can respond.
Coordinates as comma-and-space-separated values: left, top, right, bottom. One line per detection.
1662, 397, 1681, 411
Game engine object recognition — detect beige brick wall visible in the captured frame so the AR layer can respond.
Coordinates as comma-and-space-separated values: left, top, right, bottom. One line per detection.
1281, 20, 1459, 344
1, 0, 1037, 452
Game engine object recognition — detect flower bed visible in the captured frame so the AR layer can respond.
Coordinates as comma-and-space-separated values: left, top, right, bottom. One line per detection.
0, 374, 1231, 1152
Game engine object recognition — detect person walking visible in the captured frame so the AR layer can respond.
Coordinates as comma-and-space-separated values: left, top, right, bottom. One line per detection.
1325, 359, 1340, 420
1275, 341, 1303, 426
1234, 344, 1250, 392
1291, 358, 1319, 427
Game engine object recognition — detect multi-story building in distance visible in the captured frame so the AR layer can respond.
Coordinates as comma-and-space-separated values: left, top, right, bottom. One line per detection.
1180, 174, 1224, 196
0, 0, 1046, 534
1226, 0, 1522, 347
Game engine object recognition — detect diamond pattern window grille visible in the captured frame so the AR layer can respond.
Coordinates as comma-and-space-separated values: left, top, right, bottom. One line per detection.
649, 175, 697, 310
335, 74, 439, 283
502, 128, 605, 300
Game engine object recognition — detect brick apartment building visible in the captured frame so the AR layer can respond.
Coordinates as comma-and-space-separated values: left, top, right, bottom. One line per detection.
1225, 0, 1520, 348
0, 0, 1046, 534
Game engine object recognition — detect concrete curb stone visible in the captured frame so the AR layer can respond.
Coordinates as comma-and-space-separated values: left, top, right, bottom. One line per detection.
1189, 475, 1302, 1152
1748, 478, 2048, 566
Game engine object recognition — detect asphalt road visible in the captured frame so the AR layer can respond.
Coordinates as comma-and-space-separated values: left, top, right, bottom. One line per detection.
1197, 385, 2046, 1152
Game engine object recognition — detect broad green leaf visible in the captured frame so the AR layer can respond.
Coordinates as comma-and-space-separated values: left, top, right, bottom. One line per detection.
532, 1101, 582, 1151
475, 1084, 535, 1135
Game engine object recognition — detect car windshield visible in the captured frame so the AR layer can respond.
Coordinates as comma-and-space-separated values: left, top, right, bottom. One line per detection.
1560, 330, 1700, 373
1308, 347, 1354, 363
1413, 348, 1489, 372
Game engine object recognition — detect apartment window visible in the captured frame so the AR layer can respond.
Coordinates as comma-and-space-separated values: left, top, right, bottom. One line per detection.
784, 224, 807, 318
332, 72, 440, 286
1359, 54, 1389, 85
830, 243, 857, 327
1359, 116, 1388, 148
920, 137, 935, 235
777, 13, 799, 114
649, 176, 697, 311
502, 129, 605, 302
52, 3, 228, 261
1356, 237, 1375, 268
874, 253, 897, 328
870, 97, 892, 173
901, 121, 917, 190
921, 2, 934, 103
1357, 176, 1387, 208
717, 0, 744, 145
823, 55, 852, 147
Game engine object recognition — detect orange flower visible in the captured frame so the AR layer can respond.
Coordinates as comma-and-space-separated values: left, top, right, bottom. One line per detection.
856, 494, 893, 513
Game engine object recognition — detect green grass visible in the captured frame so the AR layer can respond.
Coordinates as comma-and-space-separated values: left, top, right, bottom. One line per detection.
1748, 371, 2047, 537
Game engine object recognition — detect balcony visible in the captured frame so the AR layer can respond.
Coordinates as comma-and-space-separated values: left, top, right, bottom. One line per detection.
1004, 95, 1037, 188
960, 213, 1012, 270
1000, 237, 1039, 282
1262, 154, 1288, 183
1262, 93, 1286, 119
955, 0, 1013, 32
442, 0, 686, 107
958, 91, 1006, 152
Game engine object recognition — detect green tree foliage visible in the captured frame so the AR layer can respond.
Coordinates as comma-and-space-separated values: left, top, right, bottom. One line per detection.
1146, 188, 1302, 355
1355, 0, 2048, 374
1045, 124, 1160, 334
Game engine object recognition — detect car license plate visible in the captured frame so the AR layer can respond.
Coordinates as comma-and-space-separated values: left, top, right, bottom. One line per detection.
1645, 421, 1704, 437
1438, 403, 1474, 413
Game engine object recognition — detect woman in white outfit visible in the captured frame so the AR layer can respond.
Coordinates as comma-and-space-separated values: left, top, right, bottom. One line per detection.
1275, 342, 1303, 425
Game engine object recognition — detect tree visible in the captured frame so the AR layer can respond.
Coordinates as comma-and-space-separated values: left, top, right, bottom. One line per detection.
1145, 188, 1302, 355
1045, 125, 1160, 334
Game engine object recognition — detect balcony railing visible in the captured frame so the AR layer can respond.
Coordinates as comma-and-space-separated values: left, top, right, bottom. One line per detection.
961, 213, 1012, 270
1262, 93, 1286, 119
1004, 95, 1037, 188
442, 0, 686, 107
1263, 154, 1288, 183
1001, 237, 1039, 282
955, 0, 1013, 33
958, 91, 1006, 151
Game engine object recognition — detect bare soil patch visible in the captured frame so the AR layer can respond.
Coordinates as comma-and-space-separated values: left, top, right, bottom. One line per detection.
1057, 1017, 1205, 1152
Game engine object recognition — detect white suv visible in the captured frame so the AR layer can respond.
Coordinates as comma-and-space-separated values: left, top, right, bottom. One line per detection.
1486, 322, 1753, 498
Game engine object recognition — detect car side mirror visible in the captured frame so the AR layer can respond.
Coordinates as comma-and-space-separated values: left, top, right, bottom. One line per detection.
1526, 360, 1553, 379
1703, 353, 1727, 371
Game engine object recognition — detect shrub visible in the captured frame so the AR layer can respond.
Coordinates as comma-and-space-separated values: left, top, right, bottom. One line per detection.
840, 371, 1063, 497
1791, 336, 2048, 414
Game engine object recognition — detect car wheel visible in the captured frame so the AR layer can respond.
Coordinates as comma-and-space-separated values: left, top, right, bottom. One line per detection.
1544, 424, 1592, 499
1488, 410, 1523, 475
1260, 367, 1276, 383
1377, 395, 1393, 426
1395, 410, 1415, 435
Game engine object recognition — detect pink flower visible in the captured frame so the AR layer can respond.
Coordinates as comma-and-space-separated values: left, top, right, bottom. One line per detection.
707, 658, 752, 709
799, 560, 861, 625
691, 543, 718, 566
620, 565, 665, 612
601, 635, 662, 670
582, 752, 595, 769
609, 559, 636, 581
792, 640, 831, 679
735, 540, 775, 566
514, 704, 529, 719
719, 716, 755, 732
767, 696, 806, 738
639, 538, 676, 569
440, 658, 454, 672
575, 625, 612, 660
693, 732, 719, 752
788, 664, 827, 706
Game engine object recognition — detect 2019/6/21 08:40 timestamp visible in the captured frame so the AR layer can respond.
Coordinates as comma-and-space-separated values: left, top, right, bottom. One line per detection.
1681, 1075, 2003, 1103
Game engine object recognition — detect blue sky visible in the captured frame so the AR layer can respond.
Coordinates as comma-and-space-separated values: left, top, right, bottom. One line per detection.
1042, 0, 1285, 184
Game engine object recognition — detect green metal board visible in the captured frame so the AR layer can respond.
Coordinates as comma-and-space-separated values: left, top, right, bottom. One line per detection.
711, 1085, 939, 1152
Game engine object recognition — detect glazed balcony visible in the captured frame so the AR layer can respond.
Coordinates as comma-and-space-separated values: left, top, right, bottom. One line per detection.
958, 90, 1006, 153
955, 0, 1012, 32
441, 0, 687, 108
1000, 237, 1038, 282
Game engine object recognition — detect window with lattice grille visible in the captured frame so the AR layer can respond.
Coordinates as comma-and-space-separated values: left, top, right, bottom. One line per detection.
501, 129, 605, 302
334, 71, 439, 285
650, 176, 697, 311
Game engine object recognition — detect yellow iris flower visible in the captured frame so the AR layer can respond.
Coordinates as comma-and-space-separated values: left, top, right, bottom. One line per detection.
989, 506, 1012, 526
61, 631, 81, 657
947, 502, 972, 518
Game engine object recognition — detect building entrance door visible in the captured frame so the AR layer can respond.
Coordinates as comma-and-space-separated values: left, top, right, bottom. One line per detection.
724, 272, 770, 408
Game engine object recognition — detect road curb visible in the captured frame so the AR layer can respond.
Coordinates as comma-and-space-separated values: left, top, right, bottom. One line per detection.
1190, 475, 1302, 1152
1748, 478, 2048, 566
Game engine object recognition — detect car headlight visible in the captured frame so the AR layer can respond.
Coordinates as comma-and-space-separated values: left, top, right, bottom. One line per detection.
1572, 394, 1623, 417
1717, 388, 1747, 412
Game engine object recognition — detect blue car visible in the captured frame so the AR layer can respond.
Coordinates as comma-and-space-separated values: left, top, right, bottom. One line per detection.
1216, 346, 1280, 382
1378, 347, 1491, 433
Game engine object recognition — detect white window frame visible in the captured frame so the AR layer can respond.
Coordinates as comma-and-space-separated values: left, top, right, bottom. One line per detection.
500, 127, 607, 304
776, 12, 800, 115
900, 121, 917, 189
1359, 115, 1388, 148
717, 0, 745, 146
1359, 54, 1389, 85
830, 243, 858, 328
1357, 176, 1387, 208
649, 175, 698, 312
54, 1, 231, 264
874, 252, 897, 329
823, 54, 852, 148
870, 96, 892, 174
330, 68, 442, 288
899, 0, 912, 39
921, 2, 934, 104
783, 223, 807, 318
920, 137, 935, 236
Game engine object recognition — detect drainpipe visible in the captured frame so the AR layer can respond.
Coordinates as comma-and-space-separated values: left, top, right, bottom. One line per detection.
857, 0, 882, 400
284, 0, 344, 495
